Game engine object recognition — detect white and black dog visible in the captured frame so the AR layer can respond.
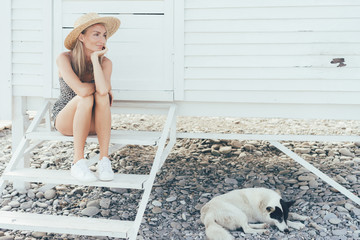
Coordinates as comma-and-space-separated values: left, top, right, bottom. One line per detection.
200, 188, 307, 240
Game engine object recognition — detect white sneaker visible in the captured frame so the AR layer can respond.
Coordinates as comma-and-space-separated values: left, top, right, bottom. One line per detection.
71, 159, 97, 182
97, 157, 114, 181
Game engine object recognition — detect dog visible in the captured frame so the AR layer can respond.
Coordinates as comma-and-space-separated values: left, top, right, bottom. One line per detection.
200, 188, 307, 240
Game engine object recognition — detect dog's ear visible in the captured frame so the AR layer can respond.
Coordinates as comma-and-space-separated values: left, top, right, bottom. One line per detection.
266, 206, 275, 213
280, 199, 295, 222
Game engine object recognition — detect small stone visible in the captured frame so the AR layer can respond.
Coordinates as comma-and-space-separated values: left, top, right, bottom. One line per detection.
345, 203, 355, 211
101, 209, 110, 217
44, 189, 56, 199
152, 200, 162, 207
239, 152, 247, 158
36, 192, 44, 199
329, 218, 341, 224
298, 175, 315, 181
36, 202, 48, 208
219, 146, 232, 154
346, 175, 357, 183
243, 144, 255, 151
8, 201, 20, 208
152, 207, 162, 214
20, 201, 33, 210
81, 207, 100, 216
324, 213, 337, 221
309, 180, 319, 188
0, 236, 14, 240
352, 208, 360, 216
337, 206, 349, 212
166, 196, 177, 202
294, 148, 311, 154
27, 190, 35, 199
339, 148, 354, 157
211, 149, 220, 156
231, 140, 242, 148
99, 198, 111, 209
332, 229, 348, 236
87, 200, 100, 208
225, 178, 238, 185
1, 206, 11, 211
31, 232, 47, 238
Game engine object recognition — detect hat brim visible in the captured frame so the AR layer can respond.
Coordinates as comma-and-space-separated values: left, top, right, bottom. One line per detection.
64, 16, 120, 50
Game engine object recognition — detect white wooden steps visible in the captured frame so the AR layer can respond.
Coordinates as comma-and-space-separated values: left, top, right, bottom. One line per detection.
0, 100, 177, 240
2, 168, 148, 189
0, 211, 132, 238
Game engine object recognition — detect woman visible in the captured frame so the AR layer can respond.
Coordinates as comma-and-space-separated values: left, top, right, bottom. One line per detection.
51, 13, 120, 182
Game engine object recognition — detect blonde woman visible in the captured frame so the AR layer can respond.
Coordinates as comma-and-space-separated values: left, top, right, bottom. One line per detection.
51, 13, 120, 182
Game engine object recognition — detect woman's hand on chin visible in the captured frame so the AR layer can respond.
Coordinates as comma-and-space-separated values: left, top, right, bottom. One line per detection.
91, 46, 108, 61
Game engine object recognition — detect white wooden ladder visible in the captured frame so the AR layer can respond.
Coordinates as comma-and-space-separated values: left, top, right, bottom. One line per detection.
0, 100, 177, 239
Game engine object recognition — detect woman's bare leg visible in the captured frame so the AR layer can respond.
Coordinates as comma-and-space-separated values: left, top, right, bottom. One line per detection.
93, 92, 111, 159
55, 95, 94, 163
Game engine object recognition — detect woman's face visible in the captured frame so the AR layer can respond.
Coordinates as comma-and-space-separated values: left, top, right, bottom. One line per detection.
79, 23, 107, 53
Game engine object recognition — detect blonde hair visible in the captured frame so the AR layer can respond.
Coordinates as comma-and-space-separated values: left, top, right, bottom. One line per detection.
70, 24, 107, 79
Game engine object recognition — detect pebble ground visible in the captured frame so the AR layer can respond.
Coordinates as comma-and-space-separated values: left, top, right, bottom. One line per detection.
0, 115, 360, 240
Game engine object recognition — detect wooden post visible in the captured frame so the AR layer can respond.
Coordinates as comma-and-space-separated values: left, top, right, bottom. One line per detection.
12, 96, 30, 192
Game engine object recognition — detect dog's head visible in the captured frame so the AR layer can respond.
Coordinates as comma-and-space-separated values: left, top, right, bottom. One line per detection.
263, 199, 295, 232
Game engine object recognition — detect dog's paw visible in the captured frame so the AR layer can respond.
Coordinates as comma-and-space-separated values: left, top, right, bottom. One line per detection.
263, 223, 270, 229
263, 229, 270, 235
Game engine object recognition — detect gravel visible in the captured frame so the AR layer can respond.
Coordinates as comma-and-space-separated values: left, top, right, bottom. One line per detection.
0, 115, 360, 239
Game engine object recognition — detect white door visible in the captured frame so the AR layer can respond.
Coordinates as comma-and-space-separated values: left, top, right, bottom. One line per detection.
53, 0, 174, 101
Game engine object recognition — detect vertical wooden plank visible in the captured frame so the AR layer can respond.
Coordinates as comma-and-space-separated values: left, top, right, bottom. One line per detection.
164, 0, 174, 99
52, 0, 63, 93
12, 96, 30, 192
173, 0, 185, 100
0, 0, 12, 120
42, 0, 53, 98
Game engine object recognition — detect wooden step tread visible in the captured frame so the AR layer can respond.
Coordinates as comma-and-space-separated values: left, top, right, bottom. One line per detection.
0, 211, 132, 238
26, 130, 161, 146
3, 168, 148, 189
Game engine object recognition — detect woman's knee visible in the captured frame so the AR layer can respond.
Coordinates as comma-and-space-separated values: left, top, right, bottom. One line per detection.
94, 92, 110, 106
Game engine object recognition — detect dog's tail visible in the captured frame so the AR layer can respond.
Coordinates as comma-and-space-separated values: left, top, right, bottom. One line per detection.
201, 209, 234, 240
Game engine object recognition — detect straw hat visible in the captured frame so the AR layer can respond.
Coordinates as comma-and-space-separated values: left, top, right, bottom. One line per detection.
64, 12, 120, 50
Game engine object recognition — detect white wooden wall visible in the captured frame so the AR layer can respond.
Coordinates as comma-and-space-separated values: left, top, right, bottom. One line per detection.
9, 0, 360, 120
175, 0, 360, 119
53, 0, 174, 101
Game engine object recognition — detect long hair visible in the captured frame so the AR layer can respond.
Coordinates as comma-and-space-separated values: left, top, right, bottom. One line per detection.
70, 24, 106, 79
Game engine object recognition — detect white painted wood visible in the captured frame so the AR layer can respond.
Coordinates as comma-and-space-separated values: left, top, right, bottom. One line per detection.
42, 0, 53, 98
186, 19, 360, 33
173, 0, 185, 100
52, 0, 174, 101
0, 211, 132, 238
0, 0, 12, 120
271, 141, 360, 205
131, 104, 176, 239
26, 101, 50, 133
185, 79, 360, 92
177, 132, 360, 143
185, 6, 360, 20
184, 91, 360, 105
26, 130, 161, 146
3, 168, 148, 189
62, 0, 164, 14
185, 67, 359, 80
185, 0, 360, 8
175, 102, 360, 120
185, 32, 358, 45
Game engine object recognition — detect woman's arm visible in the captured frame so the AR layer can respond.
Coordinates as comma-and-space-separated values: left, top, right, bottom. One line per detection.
91, 48, 112, 95
56, 52, 95, 97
